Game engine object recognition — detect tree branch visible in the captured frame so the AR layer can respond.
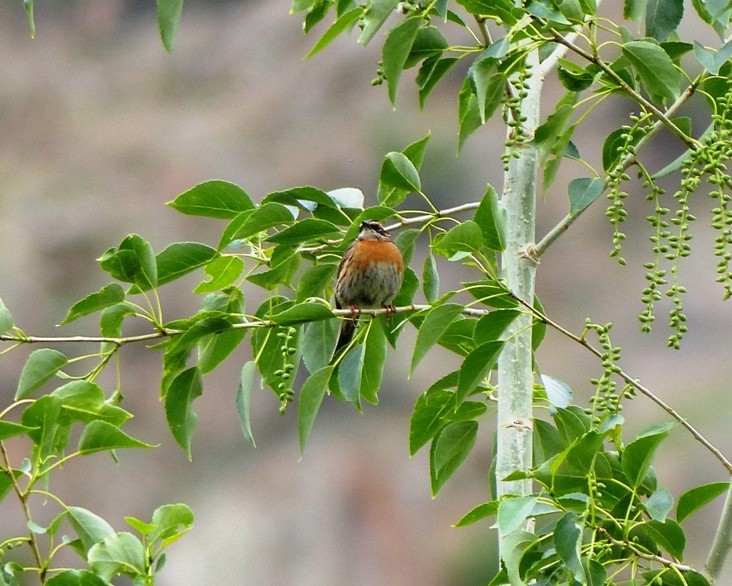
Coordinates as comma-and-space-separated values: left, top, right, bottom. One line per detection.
545, 29, 699, 150
532, 76, 701, 258
514, 295, 732, 474
0, 305, 489, 347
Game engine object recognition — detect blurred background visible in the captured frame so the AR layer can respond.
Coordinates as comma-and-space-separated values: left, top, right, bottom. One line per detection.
0, 1, 730, 584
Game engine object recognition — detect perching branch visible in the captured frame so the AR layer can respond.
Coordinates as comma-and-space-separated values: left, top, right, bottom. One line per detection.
0, 305, 489, 347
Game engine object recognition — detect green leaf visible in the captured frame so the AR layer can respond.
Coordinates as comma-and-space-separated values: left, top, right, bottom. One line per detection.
569, 177, 605, 216
252, 298, 300, 392
457, 77, 483, 152
555, 512, 585, 583
197, 291, 247, 375
302, 0, 332, 32
457, 0, 518, 23
88, 533, 146, 581
148, 503, 194, 546
694, 40, 732, 75
266, 219, 341, 246
78, 421, 156, 454
584, 559, 608, 586
263, 186, 338, 211
406, 25, 448, 68
456, 341, 503, 404
302, 318, 340, 374
297, 264, 337, 302
646, 487, 674, 522
417, 56, 458, 108
338, 342, 365, 407
473, 185, 507, 251
403, 132, 431, 170
621, 40, 681, 100
502, 530, 539, 585
622, 422, 675, 489
359, 0, 399, 45
298, 366, 335, 453
168, 180, 254, 219
463, 279, 516, 308
540, 374, 573, 409
153, 242, 219, 288
166, 316, 235, 365
0, 297, 15, 334
46, 570, 108, 586
438, 318, 476, 355
194, 255, 244, 293
220, 203, 295, 249
557, 61, 596, 91
383, 17, 422, 106
646, 0, 683, 41
156, 0, 184, 52
21, 396, 63, 457
432, 221, 483, 257
270, 302, 334, 326
16, 349, 68, 400
247, 249, 301, 290
430, 421, 478, 495
469, 55, 499, 123
100, 303, 137, 338
236, 361, 257, 447
625, 0, 649, 20
60, 284, 125, 325
637, 519, 686, 559
52, 380, 131, 426
305, 7, 364, 59
454, 501, 499, 527
24, 0, 36, 38
474, 310, 520, 344
535, 99, 576, 149
422, 254, 440, 303
543, 121, 579, 189
498, 496, 538, 535
409, 372, 458, 455
0, 421, 36, 441
66, 507, 115, 555
379, 151, 422, 196
165, 367, 203, 460
98, 234, 157, 290
411, 304, 465, 375
677, 482, 730, 523
361, 320, 387, 404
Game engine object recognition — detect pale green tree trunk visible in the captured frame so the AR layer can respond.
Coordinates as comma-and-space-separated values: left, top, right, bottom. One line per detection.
496, 49, 542, 550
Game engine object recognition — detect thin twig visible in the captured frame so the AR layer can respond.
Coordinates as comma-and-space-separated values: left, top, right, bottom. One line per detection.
538, 0, 605, 76
598, 527, 694, 573
0, 442, 44, 576
532, 77, 701, 258
0, 305, 490, 347
514, 295, 732, 474
545, 29, 699, 149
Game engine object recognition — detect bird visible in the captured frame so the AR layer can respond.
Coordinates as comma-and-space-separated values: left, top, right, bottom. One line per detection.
334, 220, 404, 353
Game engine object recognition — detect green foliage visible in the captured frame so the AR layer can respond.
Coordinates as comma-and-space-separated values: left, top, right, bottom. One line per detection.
5, 0, 732, 584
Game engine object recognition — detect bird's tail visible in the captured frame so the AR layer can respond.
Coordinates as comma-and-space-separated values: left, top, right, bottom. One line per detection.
335, 317, 357, 353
